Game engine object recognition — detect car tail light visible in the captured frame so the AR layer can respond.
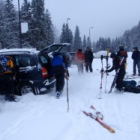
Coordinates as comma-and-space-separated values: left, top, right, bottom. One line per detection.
41, 67, 48, 78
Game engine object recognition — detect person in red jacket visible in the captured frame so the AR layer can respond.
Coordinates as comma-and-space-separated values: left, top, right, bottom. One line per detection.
75, 49, 85, 73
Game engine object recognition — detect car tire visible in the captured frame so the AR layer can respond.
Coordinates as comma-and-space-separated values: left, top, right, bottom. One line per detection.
19, 83, 40, 95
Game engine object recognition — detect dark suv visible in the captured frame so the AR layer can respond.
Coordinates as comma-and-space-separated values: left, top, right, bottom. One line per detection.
0, 43, 71, 95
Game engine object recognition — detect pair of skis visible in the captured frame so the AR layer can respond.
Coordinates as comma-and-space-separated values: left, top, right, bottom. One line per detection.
83, 105, 115, 133
124, 74, 140, 79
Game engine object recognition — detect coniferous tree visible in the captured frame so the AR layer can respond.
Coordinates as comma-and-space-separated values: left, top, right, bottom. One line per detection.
45, 9, 54, 46
106, 37, 111, 51
30, 0, 46, 50
20, 0, 32, 48
87, 36, 92, 48
53, 25, 60, 43
65, 24, 73, 43
0, 0, 5, 48
60, 23, 67, 43
73, 26, 82, 51
65, 23, 73, 51
60, 23, 73, 51
82, 35, 87, 51
0, 0, 19, 48
21, 0, 31, 22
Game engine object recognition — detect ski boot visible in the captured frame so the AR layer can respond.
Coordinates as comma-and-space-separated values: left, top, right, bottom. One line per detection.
5, 94, 17, 102
56, 92, 62, 99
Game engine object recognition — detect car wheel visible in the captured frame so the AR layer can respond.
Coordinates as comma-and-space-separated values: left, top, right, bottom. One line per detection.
19, 83, 35, 95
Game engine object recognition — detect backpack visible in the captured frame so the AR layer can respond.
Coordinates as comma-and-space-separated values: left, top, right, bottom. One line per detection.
123, 80, 137, 87
0, 55, 13, 74
118, 50, 127, 58
124, 85, 140, 94
0, 55, 8, 74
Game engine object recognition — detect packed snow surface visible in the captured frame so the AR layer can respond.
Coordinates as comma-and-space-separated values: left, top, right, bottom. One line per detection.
0, 52, 140, 140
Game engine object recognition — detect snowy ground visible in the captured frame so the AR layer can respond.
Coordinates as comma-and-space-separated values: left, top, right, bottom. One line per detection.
0, 52, 140, 140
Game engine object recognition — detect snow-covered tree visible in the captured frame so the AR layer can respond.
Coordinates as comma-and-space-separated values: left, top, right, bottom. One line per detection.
20, 0, 32, 48
45, 9, 54, 46
30, 0, 46, 50
0, 0, 19, 48
60, 23, 66, 43
82, 35, 87, 51
73, 25, 82, 51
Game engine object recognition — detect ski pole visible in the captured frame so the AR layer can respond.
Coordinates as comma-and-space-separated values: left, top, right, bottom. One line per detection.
98, 55, 104, 99
65, 69, 69, 112
66, 78, 69, 112
105, 50, 109, 93
100, 55, 104, 89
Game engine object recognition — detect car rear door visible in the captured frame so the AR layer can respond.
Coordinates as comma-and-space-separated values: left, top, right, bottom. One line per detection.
39, 43, 71, 54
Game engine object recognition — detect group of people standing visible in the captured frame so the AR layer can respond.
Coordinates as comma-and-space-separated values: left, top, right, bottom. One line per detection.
1, 45, 140, 102
75, 47, 94, 73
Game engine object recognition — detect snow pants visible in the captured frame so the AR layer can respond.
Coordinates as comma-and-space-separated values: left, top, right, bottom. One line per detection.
55, 74, 65, 92
0, 73, 15, 95
133, 61, 140, 75
116, 69, 126, 90
76, 62, 83, 73
85, 61, 93, 72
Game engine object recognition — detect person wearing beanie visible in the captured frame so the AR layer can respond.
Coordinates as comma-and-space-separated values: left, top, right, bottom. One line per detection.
117, 45, 128, 59
84, 47, 94, 72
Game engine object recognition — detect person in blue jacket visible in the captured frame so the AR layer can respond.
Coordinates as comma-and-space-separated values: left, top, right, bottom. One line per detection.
51, 52, 69, 99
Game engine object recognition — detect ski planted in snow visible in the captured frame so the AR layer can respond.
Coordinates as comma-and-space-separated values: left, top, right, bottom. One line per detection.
83, 111, 115, 133
98, 55, 104, 99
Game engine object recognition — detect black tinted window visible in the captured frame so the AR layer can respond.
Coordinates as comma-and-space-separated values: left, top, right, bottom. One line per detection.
19, 56, 36, 67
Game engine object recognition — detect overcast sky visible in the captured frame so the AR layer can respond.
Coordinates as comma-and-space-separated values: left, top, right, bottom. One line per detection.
13, 0, 140, 42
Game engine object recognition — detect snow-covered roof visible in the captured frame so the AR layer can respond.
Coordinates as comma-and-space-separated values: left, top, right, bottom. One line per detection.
0, 48, 39, 54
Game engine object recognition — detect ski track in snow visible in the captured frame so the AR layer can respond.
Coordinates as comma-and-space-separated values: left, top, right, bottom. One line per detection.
0, 52, 140, 140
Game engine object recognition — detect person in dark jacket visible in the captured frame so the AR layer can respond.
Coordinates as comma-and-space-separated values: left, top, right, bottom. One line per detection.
84, 47, 94, 72
106, 52, 126, 91
0, 55, 16, 101
51, 52, 69, 99
131, 47, 140, 76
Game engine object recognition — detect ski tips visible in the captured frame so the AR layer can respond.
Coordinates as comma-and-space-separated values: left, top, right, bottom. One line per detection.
82, 111, 88, 116
109, 128, 115, 133
90, 105, 95, 109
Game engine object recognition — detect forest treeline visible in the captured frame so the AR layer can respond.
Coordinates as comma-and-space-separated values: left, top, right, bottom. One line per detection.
0, 0, 140, 52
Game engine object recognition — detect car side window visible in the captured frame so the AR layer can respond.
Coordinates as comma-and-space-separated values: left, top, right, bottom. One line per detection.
40, 56, 48, 64
19, 56, 36, 67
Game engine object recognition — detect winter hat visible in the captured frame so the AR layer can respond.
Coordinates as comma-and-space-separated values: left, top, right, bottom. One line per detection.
110, 52, 117, 58
119, 45, 125, 50
133, 47, 138, 50
78, 49, 82, 52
